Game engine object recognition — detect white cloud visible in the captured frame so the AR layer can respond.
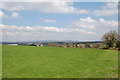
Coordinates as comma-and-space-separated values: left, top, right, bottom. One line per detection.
11, 12, 19, 18
0, 11, 8, 18
93, 9, 117, 16
1, 22, 117, 42
71, 17, 117, 29
1, 24, 96, 34
80, 17, 97, 23
99, 18, 118, 27
0, 11, 20, 19
1, 24, 97, 41
102, 2, 118, 9
1, 2, 89, 14
72, 21, 96, 29
41, 18, 56, 23
93, 2, 118, 16
1, 0, 119, 2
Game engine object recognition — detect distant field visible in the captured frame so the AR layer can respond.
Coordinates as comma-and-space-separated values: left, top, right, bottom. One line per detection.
2, 45, 118, 78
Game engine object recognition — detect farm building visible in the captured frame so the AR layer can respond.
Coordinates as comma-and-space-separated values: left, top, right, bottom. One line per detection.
8, 44, 18, 45
34, 43, 44, 46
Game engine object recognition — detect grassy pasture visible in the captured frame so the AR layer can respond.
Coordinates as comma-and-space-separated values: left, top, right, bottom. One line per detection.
0, 45, 1, 79
2, 45, 118, 78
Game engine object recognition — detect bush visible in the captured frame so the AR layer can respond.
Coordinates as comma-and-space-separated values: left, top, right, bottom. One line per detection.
91, 43, 107, 49
79, 44, 85, 48
85, 42, 91, 48
47, 42, 61, 47
116, 41, 120, 50
67, 43, 74, 48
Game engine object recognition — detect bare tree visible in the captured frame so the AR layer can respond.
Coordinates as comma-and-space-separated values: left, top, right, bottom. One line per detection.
102, 31, 118, 48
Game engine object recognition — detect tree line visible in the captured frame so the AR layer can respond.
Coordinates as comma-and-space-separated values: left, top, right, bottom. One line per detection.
45, 30, 120, 50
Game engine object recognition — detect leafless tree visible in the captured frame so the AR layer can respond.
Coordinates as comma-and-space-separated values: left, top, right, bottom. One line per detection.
102, 31, 118, 48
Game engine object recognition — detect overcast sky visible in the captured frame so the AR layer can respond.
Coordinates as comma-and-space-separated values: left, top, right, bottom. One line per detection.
0, 2, 118, 42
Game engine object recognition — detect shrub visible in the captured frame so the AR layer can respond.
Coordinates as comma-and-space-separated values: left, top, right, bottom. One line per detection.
47, 42, 61, 47
85, 42, 91, 48
79, 44, 85, 48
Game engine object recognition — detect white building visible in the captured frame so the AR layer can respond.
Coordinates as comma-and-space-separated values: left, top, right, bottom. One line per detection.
8, 44, 18, 45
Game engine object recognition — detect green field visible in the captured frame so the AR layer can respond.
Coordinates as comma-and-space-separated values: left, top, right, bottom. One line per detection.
2, 45, 118, 78
0, 45, 2, 79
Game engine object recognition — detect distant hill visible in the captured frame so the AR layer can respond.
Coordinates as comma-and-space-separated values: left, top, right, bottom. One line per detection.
1, 40, 103, 45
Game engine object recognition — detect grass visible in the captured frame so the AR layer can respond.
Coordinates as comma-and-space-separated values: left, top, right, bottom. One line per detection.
2, 45, 118, 78
0, 45, 1, 79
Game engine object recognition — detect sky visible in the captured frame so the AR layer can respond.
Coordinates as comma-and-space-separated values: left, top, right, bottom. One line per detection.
0, 2, 118, 42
